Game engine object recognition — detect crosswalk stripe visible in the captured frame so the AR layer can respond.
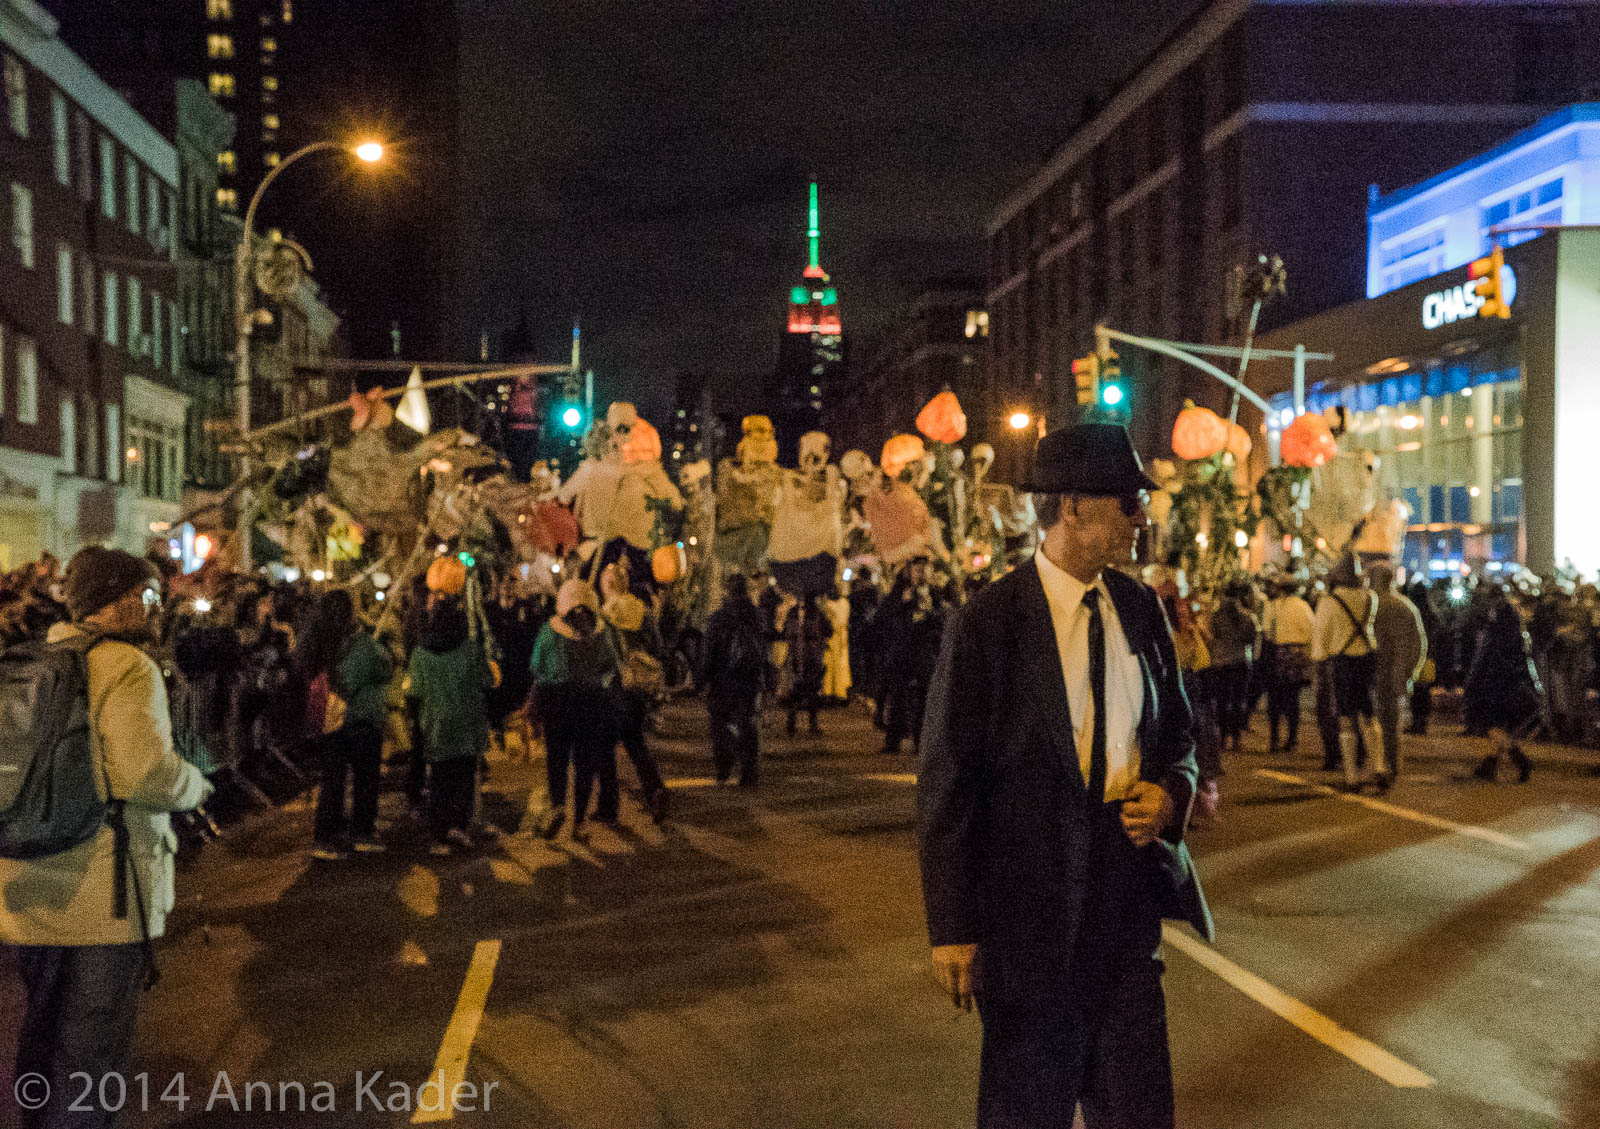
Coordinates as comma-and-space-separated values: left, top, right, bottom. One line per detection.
1162, 925, 1434, 1089
1253, 769, 1531, 851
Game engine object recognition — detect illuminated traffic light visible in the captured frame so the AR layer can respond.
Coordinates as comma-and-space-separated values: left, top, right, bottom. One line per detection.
1098, 347, 1126, 411
1469, 245, 1510, 319
561, 406, 583, 429
1071, 354, 1099, 405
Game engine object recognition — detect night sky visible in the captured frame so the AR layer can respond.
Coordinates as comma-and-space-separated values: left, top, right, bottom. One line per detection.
314, 1, 1201, 417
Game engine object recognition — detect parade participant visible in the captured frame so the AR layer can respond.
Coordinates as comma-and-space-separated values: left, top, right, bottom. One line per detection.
599, 562, 671, 822
777, 590, 831, 737
310, 590, 394, 859
1263, 578, 1315, 753
1, 548, 212, 1129
485, 573, 541, 763
530, 580, 621, 839
1402, 577, 1440, 736
1208, 579, 1260, 754
918, 423, 1209, 1129
405, 596, 498, 855
700, 574, 767, 787
1311, 554, 1387, 793
867, 554, 945, 757
1464, 584, 1539, 783
1368, 563, 1427, 781
821, 578, 853, 702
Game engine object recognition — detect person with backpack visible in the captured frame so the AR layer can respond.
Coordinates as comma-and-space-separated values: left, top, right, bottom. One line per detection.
0, 547, 212, 1129
310, 590, 394, 860
700, 573, 767, 787
1311, 555, 1388, 792
599, 562, 671, 823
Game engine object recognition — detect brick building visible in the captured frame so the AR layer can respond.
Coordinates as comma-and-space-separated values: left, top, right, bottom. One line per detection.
1, 0, 187, 564
986, 0, 1600, 463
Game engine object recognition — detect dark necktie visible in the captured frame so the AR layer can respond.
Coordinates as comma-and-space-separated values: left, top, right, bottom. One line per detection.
1083, 587, 1107, 804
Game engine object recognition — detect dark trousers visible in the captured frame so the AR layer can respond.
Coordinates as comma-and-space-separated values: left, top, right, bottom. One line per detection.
1212, 662, 1250, 745
709, 693, 760, 785
540, 695, 618, 823
13, 943, 148, 1129
885, 677, 929, 754
976, 804, 1174, 1129
1315, 662, 1343, 768
617, 691, 666, 797
428, 757, 477, 840
1408, 681, 1433, 734
406, 742, 428, 805
1267, 676, 1304, 750
314, 720, 382, 843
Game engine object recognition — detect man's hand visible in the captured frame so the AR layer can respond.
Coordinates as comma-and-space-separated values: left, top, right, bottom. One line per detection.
930, 943, 979, 1012
1120, 781, 1175, 848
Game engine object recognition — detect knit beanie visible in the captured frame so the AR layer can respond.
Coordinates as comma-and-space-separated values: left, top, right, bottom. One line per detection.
63, 547, 158, 621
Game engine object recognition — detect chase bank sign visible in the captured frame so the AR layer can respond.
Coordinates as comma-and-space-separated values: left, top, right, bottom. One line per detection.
1422, 265, 1518, 330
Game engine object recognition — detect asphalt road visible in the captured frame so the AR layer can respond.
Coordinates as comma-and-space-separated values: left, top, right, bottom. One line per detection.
3, 696, 1598, 1128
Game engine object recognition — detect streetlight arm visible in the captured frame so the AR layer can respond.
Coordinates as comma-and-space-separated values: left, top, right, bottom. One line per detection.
241, 140, 345, 240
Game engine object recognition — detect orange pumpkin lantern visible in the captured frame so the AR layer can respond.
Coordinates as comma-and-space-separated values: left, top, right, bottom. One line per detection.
915, 390, 968, 444
622, 418, 662, 464
1172, 404, 1229, 461
652, 543, 686, 584
881, 434, 926, 478
1279, 413, 1338, 468
1225, 422, 1252, 465
425, 554, 467, 595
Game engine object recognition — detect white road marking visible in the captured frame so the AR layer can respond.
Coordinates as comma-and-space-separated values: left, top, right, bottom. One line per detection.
862, 772, 918, 784
413, 939, 502, 1123
662, 776, 722, 788
1253, 769, 1531, 851
1162, 925, 1434, 1089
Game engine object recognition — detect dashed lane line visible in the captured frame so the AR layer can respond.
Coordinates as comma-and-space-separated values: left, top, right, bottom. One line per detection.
1161, 925, 1435, 1089
413, 939, 502, 1123
1253, 769, 1531, 851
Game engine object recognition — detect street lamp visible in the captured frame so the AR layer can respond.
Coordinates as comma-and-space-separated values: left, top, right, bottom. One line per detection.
234, 139, 385, 569
1008, 411, 1032, 431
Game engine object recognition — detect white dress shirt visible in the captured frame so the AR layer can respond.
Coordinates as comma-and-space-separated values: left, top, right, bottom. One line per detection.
1035, 551, 1144, 801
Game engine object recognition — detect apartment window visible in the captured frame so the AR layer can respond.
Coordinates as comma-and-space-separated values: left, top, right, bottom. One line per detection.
103, 271, 119, 346
60, 398, 77, 475
217, 150, 237, 175
128, 277, 143, 351
207, 34, 234, 59
56, 243, 73, 324
17, 336, 37, 424
208, 72, 235, 98
83, 398, 99, 481
207, 0, 233, 18
10, 184, 34, 268
261, 37, 277, 53
79, 258, 94, 335
106, 403, 121, 484
264, 152, 280, 168
216, 187, 237, 210
262, 75, 279, 92
99, 134, 116, 219
51, 91, 70, 185
169, 301, 180, 376
262, 113, 279, 130
282, 0, 293, 22
74, 109, 91, 200
145, 173, 162, 243
125, 154, 141, 235
151, 297, 163, 370
4, 54, 26, 137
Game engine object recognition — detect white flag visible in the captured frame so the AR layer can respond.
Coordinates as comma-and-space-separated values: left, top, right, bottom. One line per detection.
396, 365, 430, 435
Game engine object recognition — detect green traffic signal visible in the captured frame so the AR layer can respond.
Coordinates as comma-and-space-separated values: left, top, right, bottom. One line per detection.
1101, 383, 1126, 407
561, 406, 583, 429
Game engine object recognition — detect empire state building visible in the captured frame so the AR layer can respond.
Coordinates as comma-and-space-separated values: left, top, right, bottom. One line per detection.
771, 180, 844, 459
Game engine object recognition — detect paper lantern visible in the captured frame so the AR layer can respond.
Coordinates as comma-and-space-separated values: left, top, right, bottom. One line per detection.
622, 418, 662, 464
425, 554, 467, 595
1172, 405, 1229, 461
881, 434, 926, 479
915, 390, 968, 444
1225, 422, 1252, 465
652, 543, 686, 584
1280, 413, 1339, 469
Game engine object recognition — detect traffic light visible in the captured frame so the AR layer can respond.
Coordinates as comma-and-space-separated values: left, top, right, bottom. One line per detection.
559, 374, 584, 429
1098, 347, 1127, 413
1470, 244, 1510, 319
1071, 354, 1099, 405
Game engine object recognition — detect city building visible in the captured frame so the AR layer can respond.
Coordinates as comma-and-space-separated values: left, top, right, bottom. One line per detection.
986, 0, 1600, 464
771, 180, 845, 460
822, 277, 989, 463
1, 0, 187, 563
1246, 104, 1600, 577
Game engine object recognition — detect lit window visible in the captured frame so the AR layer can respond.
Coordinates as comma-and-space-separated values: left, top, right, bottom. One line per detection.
60, 398, 77, 476
125, 153, 141, 235
217, 150, 237, 174
10, 183, 34, 268
151, 297, 163, 371
102, 271, 119, 346
282, 0, 292, 21
51, 91, 69, 186
207, 0, 233, 18
79, 259, 94, 335
262, 113, 279, 130
208, 72, 235, 97
216, 187, 237, 210
56, 243, 73, 324
106, 404, 121, 483
261, 75, 278, 92
261, 37, 277, 52
207, 34, 234, 59
18, 335, 38, 424
99, 134, 116, 219
4, 54, 26, 137
261, 130, 277, 143
264, 152, 280, 168
128, 276, 143, 348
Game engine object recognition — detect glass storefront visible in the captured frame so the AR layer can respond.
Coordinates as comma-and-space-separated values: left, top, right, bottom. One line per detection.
1268, 336, 1524, 578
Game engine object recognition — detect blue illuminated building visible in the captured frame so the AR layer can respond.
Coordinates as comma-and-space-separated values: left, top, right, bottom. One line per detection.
1368, 104, 1600, 298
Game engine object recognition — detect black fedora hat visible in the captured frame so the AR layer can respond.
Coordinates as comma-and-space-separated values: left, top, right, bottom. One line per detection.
1020, 422, 1158, 496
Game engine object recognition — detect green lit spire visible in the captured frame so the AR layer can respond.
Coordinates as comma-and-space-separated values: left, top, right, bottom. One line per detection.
808, 180, 820, 271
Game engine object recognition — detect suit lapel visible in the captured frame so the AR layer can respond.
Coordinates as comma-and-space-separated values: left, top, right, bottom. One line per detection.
1015, 561, 1086, 794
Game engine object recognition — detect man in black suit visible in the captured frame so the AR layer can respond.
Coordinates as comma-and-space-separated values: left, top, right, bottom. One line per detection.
918, 422, 1212, 1129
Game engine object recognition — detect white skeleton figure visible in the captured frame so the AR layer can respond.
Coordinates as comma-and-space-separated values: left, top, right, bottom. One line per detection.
556, 402, 636, 539
770, 431, 846, 563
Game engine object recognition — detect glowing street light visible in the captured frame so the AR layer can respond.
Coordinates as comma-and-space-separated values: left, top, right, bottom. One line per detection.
1008, 411, 1032, 431
354, 141, 384, 164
